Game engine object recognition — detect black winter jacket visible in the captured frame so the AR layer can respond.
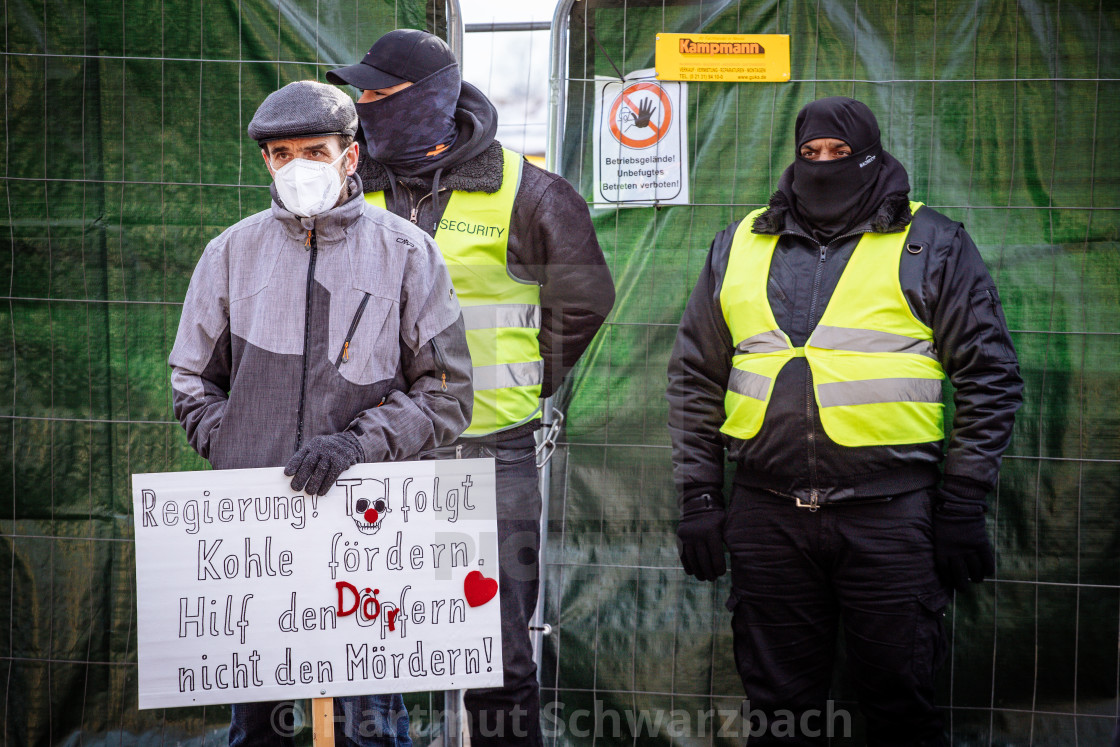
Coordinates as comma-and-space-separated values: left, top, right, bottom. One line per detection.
358, 140, 615, 442
667, 193, 1023, 507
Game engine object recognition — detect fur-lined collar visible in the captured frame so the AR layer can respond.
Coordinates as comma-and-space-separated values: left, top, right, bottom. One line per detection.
752, 189, 912, 236
357, 140, 505, 195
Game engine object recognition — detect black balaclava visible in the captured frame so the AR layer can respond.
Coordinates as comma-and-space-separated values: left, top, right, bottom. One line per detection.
355, 64, 461, 176
783, 96, 910, 244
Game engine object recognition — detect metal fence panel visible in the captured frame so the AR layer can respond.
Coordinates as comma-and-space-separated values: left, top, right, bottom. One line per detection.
541, 1, 1120, 744
0, 1, 452, 743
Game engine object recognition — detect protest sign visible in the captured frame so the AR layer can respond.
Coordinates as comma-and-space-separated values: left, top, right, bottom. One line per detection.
132, 458, 502, 709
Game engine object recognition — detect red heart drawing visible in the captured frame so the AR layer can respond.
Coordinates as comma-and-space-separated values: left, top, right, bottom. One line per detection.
464, 570, 497, 608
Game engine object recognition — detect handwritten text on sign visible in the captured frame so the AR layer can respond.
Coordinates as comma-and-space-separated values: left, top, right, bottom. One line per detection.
132, 459, 502, 709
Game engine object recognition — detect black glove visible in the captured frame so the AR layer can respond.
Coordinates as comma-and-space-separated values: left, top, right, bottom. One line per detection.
933, 476, 995, 591
284, 432, 363, 496
676, 491, 727, 582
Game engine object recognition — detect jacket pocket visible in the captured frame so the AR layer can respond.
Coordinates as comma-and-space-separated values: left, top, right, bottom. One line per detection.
912, 588, 950, 681
968, 287, 1017, 364
727, 592, 755, 679
336, 292, 372, 368
204, 419, 224, 465
332, 293, 398, 385
430, 338, 449, 391
482, 442, 537, 466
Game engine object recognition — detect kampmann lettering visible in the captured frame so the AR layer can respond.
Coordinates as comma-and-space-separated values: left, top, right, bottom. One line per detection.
605, 155, 676, 166
678, 38, 764, 55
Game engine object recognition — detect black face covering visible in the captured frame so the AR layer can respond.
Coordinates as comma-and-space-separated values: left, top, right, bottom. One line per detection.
356, 64, 460, 176
783, 97, 910, 244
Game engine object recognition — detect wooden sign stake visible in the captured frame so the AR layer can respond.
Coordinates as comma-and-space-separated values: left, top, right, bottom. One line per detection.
313, 697, 334, 746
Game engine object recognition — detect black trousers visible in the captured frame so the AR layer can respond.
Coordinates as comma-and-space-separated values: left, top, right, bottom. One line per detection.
724, 485, 949, 747
455, 437, 543, 746
334, 436, 544, 744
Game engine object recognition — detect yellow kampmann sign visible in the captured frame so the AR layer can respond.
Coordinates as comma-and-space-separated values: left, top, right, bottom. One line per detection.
655, 33, 790, 83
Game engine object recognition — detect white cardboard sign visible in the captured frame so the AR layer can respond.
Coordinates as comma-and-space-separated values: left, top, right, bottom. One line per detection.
132, 459, 502, 709
593, 68, 690, 207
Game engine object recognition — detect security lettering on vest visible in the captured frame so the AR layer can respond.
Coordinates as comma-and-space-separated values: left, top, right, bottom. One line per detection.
365, 149, 542, 437
719, 202, 945, 448
437, 218, 506, 238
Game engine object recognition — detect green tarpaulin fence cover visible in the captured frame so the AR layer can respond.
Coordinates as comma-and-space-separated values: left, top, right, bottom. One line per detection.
0, 1, 446, 743
1, 0, 1118, 744
540, 0, 1119, 744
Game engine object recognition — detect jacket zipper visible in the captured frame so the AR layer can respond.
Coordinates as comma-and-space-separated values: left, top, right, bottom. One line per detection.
389, 182, 427, 225
804, 243, 828, 504
779, 228, 865, 510
335, 293, 372, 368
295, 229, 318, 450
408, 191, 431, 224
397, 182, 447, 229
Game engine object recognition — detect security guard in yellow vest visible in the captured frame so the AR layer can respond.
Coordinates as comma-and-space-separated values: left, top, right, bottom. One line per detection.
365, 149, 543, 439
329, 30, 614, 747
667, 98, 1022, 744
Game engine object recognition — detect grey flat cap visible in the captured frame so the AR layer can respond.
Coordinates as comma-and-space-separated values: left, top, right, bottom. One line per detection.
248, 80, 358, 144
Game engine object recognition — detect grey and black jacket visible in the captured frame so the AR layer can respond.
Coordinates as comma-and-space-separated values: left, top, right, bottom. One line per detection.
170, 175, 473, 471
667, 193, 1023, 507
356, 83, 615, 442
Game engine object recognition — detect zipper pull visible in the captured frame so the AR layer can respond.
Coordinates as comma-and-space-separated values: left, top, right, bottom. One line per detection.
809, 488, 820, 512
305, 230, 312, 247
441, 372, 447, 391
342, 341, 349, 363
376, 396, 386, 407
819, 246, 827, 261
409, 204, 419, 224
455, 444, 462, 460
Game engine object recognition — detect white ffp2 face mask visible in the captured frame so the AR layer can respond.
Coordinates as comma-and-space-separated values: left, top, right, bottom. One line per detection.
270, 148, 348, 218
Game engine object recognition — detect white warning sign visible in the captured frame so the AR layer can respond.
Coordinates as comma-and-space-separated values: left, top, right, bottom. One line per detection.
593, 69, 689, 207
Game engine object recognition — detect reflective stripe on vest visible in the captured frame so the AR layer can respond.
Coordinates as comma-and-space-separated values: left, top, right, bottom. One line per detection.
365, 148, 542, 436
719, 202, 946, 447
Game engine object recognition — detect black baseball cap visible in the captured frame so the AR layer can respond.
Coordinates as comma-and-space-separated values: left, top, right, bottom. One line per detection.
327, 29, 456, 91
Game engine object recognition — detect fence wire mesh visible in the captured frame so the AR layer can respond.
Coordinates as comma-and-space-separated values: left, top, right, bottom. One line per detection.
0, 1, 454, 743
538, 0, 1120, 745
2, 0, 1119, 745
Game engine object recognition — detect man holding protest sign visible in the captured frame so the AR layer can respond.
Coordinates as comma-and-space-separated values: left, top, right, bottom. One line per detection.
169, 79, 472, 746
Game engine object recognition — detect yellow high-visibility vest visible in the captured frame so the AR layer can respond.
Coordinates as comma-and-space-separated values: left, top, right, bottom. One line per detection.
719, 202, 945, 447
366, 148, 542, 437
